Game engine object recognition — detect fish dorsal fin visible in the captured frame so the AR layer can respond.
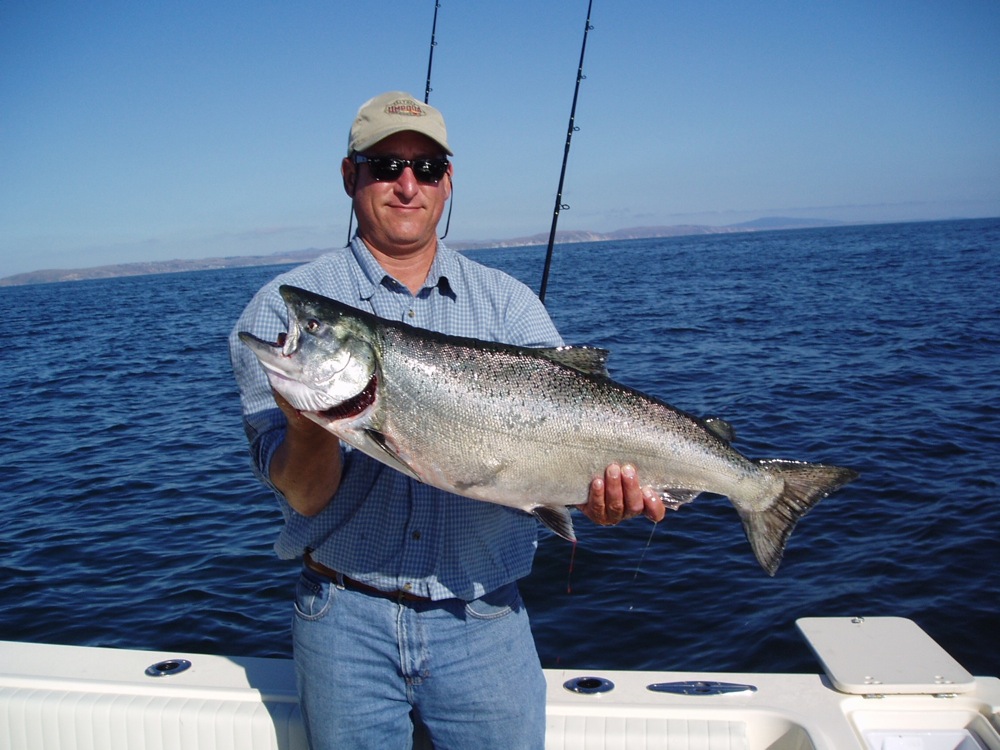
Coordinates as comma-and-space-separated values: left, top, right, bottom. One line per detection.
702, 416, 736, 443
532, 505, 577, 541
535, 346, 610, 376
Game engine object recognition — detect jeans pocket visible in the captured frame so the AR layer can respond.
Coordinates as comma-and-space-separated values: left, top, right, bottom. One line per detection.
293, 568, 335, 621
464, 582, 521, 621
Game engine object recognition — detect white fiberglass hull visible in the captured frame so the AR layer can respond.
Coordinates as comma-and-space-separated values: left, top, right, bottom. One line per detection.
2, 618, 998, 750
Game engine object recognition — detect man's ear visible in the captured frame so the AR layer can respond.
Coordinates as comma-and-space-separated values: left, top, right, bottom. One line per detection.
341, 157, 357, 197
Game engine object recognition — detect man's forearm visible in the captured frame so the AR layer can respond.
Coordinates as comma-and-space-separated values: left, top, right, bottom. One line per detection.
270, 421, 342, 517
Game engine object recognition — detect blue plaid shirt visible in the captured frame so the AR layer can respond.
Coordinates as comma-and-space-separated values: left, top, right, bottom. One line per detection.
229, 238, 563, 601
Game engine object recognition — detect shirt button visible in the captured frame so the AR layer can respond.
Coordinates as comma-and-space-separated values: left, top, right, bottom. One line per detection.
407, 309, 415, 318
403, 582, 413, 591
412, 531, 421, 540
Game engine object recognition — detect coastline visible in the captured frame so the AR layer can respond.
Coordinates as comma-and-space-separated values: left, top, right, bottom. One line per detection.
0, 218, 844, 287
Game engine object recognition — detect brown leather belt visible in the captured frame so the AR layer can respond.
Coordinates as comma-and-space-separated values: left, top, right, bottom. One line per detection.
303, 552, 434, 603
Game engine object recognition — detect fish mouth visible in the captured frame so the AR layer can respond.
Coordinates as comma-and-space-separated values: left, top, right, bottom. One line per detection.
318, 373, 378, 420
238, 308, 302, 359
238, 332, 297, 384
279, 314, 301, 357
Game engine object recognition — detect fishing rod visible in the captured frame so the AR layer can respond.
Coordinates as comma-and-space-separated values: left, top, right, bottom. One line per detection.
538, 0, 595, 305
424, 1, 442, 103
423, 1, 454, 239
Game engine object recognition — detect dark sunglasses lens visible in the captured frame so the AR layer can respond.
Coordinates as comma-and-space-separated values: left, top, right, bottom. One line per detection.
413, 159, 449, 183
367, 158, 404, 181
362, 157, 448, 183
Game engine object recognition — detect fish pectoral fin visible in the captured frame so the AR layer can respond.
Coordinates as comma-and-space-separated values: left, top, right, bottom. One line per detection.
361, 429, 423, 482
532, 505, 577, 542
658, 488, 703, 510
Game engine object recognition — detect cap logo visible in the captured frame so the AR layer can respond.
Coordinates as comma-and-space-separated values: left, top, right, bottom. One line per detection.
384, 99, 426, 117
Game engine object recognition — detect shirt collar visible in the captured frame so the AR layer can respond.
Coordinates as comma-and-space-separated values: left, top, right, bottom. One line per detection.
423, 244, 457, 300
350, 236, 455, 301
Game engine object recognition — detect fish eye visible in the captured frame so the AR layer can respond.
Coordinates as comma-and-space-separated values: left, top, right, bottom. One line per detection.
305, 318, 321, 333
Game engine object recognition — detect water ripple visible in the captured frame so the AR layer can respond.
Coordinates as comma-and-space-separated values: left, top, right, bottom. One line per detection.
1, 219, 998, 678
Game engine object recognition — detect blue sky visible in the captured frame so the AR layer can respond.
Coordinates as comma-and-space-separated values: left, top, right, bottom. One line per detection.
2, 1, 998, 277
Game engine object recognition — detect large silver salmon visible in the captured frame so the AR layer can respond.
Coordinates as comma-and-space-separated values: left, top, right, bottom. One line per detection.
240, 285, 857, 575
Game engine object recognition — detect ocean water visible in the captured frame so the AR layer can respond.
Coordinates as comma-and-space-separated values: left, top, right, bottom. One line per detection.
1, 219, 997, 679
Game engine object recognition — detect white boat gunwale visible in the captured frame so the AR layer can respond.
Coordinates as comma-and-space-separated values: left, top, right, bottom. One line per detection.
2, 617, 998, 750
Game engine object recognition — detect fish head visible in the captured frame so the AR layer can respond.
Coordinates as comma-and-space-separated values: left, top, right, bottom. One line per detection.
238, 285, 378, 415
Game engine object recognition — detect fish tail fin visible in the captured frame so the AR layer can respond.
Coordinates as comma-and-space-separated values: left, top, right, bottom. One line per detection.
740, 460, 858, 576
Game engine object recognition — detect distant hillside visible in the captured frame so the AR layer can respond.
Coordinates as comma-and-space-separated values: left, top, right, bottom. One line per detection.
0, 218, 841, 286
0, 248, 332, 287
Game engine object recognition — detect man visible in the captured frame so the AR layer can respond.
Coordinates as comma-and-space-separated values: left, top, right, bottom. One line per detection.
229, 91, 664, 749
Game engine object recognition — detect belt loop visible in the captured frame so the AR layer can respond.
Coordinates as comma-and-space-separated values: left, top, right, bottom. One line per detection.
334, 571, 346, 590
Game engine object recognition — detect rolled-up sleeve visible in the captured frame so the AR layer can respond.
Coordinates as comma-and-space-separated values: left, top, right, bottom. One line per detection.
228, 280, 292, 499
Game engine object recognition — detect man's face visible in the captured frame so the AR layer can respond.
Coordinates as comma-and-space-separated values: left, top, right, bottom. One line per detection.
343, 131, 452, 257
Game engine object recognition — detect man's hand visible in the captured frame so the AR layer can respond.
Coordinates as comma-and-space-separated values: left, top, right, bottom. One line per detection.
578, 463, 666, 526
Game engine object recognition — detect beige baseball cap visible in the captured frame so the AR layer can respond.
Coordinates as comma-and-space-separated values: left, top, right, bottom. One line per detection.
347, 91, 453, 156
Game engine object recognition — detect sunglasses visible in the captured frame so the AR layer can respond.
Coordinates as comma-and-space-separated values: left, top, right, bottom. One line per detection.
353, 154, 450, 185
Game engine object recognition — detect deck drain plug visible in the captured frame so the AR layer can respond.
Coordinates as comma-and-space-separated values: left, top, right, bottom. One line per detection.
563, 676, 615, 694
145, 659, 192, 678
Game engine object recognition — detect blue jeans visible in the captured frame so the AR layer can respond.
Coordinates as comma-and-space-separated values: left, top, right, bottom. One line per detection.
292, 568, 546, 749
